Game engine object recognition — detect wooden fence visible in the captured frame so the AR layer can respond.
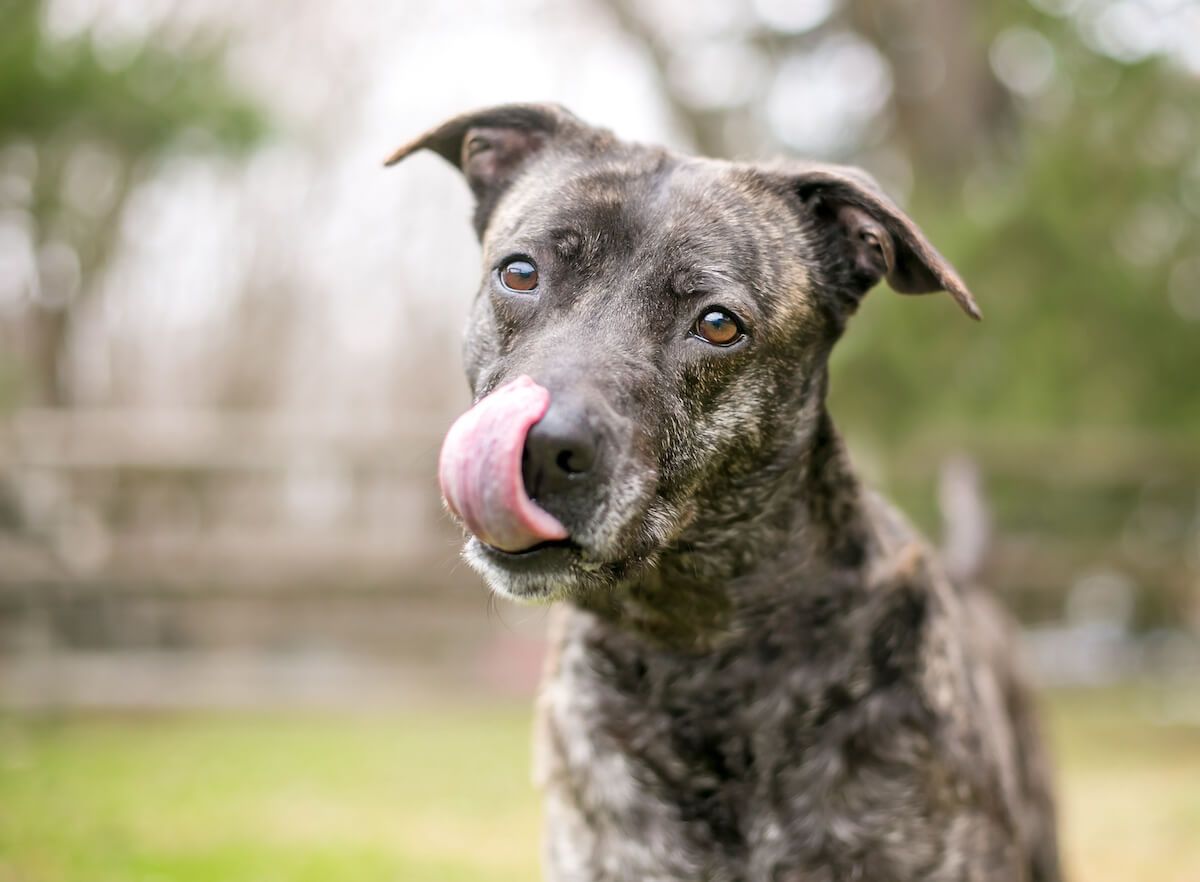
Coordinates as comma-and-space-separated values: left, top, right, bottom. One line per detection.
1, 409, 1196, 707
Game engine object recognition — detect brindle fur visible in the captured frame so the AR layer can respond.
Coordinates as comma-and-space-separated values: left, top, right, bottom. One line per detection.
388, 104, 1061, 882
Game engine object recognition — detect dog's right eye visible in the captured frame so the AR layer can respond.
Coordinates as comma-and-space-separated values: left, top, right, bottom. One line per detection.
693, 309, 743, 346
499, 258, 539, 292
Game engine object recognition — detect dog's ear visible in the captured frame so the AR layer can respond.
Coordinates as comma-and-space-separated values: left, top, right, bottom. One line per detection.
786, 164, 980, 320
384, 103, 588, 237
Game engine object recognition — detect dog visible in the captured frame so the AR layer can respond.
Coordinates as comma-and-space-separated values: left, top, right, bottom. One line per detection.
387, 104, 1061, 882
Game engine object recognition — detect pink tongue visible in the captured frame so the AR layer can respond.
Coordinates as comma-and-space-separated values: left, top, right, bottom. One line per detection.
438, 375, 569, 553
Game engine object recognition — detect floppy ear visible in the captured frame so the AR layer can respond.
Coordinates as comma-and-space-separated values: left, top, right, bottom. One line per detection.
786, 163, 980, 320
384, 103, 590, 237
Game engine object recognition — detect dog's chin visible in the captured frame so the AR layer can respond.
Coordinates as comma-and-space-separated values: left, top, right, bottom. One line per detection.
463, 536, 629, 604
459, 492, 675, 603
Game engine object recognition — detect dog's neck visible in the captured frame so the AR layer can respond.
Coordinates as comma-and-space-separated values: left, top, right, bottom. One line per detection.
576, 390, 880, 650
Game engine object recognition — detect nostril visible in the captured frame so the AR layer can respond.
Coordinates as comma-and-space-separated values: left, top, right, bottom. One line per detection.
522, 406, 598, 501
555, 446, 596, 475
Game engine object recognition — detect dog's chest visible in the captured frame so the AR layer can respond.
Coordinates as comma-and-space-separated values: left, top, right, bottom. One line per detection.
536, 604, 1017, 882
538, 629, 762, 880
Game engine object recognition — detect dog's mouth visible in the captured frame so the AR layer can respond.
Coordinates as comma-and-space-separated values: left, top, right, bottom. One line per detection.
438, 376, 571, 554
468, 536, 592, 598
484, 537, 578, 557
474, 536, 584, 572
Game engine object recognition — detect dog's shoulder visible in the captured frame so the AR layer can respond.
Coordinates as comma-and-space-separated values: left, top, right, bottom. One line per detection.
864, 509, 1041, 841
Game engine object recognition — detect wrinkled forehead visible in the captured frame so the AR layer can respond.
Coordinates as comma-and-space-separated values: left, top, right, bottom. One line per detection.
484, 152, 813, 327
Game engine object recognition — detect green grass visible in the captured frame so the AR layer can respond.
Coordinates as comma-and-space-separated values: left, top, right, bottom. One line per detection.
0, 708, 539, 882
1, 689, 1197, 882
1047, 686, 1200, 882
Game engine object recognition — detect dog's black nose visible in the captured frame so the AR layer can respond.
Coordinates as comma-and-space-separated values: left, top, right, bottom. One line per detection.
522, 405, 597, 503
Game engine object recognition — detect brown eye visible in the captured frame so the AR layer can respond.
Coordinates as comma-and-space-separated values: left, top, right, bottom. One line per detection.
694, 309, 742, 346
500, 258, 538, 292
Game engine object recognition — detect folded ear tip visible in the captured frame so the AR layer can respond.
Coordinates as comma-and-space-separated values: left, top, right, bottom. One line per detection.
383, 102, 575, 171
382, 145, 409, 167
956, 290, 983, 320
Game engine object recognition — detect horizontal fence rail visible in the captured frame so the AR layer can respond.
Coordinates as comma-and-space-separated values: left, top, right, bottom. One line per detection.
1, 409, 1197, 706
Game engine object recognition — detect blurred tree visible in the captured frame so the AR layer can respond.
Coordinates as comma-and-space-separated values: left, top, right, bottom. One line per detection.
0, 0, 266, 407
846, 0, 1014, 177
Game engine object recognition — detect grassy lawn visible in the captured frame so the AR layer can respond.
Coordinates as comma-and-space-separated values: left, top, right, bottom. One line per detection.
1, 688, 1197, 882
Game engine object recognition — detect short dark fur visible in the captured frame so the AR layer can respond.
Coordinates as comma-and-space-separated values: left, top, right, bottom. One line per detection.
388, 104, 1060, 882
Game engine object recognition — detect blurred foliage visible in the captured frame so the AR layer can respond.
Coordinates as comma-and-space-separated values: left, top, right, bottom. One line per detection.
0, 0, 266, 407
2, 689, 1198, 882
836, 18, 1200, 447
0, 0, 263, 150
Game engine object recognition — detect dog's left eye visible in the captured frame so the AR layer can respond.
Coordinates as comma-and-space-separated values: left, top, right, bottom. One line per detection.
693, 309, 743, 346
499, 258, 539, 292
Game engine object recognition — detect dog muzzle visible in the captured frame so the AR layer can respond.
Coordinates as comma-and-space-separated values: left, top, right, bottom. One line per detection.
438, 375, 569, 553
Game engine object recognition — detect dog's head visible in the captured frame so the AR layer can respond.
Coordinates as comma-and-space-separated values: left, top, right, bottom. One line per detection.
387, 104, 977, 603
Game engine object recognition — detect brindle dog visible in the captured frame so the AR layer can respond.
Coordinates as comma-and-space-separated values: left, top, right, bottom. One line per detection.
387, 104, 1061, 882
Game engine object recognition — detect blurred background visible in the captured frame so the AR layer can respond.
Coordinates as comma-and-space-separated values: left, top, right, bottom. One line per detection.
0, 0, 1197, 879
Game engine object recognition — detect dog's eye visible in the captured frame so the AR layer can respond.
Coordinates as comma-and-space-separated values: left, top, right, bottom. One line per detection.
693, 309, 743, 346
499, 258, 539, 292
